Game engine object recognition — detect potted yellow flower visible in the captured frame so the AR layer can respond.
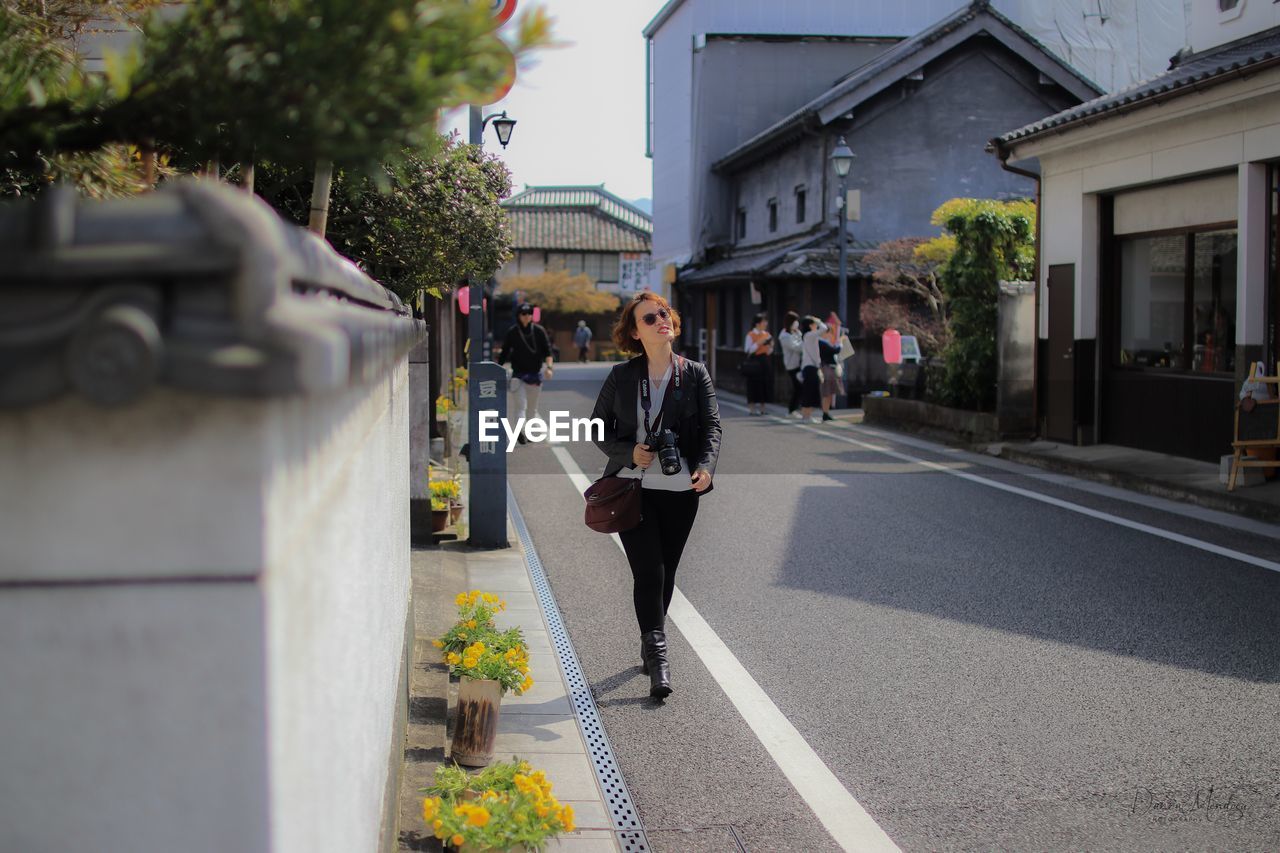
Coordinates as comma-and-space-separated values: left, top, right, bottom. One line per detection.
446, 637, 533, 767
434, 591, 508, 656
423, 759, 576, 852
430, 476, 463, 524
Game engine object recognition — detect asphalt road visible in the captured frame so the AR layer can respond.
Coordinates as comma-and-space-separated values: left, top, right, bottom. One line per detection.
505, 362, 1280, 852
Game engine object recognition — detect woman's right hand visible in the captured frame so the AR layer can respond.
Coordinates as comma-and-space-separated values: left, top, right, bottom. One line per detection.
632, 443, 655, 469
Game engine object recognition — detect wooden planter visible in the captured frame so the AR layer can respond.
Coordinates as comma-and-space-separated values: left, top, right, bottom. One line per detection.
432, 509, 450, 532
451, 677, 502, 767
450, 501, 464, 524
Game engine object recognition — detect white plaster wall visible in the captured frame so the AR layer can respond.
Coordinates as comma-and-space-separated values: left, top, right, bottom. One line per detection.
0, 585, 269, 853
0, 361, 413, 853
1022, 70, 1280, 344
265, 364, 411, 853
1189, 0, 1280, 53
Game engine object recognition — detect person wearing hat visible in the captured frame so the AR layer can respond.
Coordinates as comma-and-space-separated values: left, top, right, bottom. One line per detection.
498, 303, 554, 445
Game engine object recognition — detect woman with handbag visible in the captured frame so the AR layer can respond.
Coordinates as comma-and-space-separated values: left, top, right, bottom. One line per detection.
742, 312, 773, 415
588, 291, 722, 699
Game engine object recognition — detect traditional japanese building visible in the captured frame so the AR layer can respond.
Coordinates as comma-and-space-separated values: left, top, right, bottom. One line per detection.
993, 3, 1280, 461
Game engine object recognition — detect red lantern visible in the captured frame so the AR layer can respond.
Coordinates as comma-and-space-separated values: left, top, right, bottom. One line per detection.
882, 329, 902, 365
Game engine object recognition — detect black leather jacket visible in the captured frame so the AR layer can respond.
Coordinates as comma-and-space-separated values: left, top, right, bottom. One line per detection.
590, 355, 723, 492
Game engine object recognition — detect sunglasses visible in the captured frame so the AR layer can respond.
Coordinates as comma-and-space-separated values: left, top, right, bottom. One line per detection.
639, 308, 670, 327
518, 309, 533, 315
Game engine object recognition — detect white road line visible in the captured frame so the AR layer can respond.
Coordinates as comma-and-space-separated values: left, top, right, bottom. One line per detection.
548, 445, 901, 853
722, 399, 1280, 575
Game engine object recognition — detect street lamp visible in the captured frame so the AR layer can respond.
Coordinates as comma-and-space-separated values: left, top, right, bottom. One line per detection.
473, 109, 517, 148
829, 136, 855, 333
465, 105, 518, 547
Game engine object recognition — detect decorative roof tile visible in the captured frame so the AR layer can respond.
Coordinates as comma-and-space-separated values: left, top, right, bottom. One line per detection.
679, 229, 874, 283
996, 25, 1280, 147
501, 185, 652, 253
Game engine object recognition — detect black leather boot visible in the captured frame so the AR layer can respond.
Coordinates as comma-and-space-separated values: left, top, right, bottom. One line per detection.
640, 640, 649, 675
641, 629, 672, 699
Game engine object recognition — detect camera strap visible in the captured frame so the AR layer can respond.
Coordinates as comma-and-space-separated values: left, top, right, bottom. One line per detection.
640, 355, 683, 438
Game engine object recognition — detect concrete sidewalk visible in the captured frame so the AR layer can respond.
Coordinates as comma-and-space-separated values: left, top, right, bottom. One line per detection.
398, 524, 621, 852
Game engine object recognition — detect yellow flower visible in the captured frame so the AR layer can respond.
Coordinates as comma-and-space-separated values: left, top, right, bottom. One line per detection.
455, 593, 467, 607
446, 653, 461, 665
466, 805, 490, 827
432, 639, 443, 649
466, 619, 477, 629
422, 798, 437, 821
462, 657, 478, 669
458, 631, 467, 640
433, 819, 443, 830
451, 834, 465, 847
562, 804, 576, 832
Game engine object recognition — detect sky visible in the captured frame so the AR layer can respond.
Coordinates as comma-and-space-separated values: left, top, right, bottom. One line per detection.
441, 0, 669, 205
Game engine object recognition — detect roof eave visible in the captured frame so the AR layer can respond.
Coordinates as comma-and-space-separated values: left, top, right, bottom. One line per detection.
712, 114, 817, 174
643, 0, 686, 39
998, 53, 1280, 152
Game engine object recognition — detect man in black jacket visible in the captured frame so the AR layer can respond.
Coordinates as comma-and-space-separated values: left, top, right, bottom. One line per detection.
498, 303, 554, 445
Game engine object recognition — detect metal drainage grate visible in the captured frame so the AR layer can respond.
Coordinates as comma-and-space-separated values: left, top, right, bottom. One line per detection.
508, 487, 650, 853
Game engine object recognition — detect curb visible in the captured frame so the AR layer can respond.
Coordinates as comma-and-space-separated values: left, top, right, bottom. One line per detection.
987, 443, 1280, 526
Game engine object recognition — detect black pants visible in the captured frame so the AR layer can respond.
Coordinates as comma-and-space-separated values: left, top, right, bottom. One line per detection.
618, 489, 699, 633
787, 368, 802, 412
745, 373, 768, 404
800, 365, 822, 407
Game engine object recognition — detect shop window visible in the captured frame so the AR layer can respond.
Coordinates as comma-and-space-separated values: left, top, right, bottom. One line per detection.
1116, 229, 1236, 374
583, 253, 604, 281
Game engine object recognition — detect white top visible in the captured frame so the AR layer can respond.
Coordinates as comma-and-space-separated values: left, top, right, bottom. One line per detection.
800, 323, 828, 369
778, 327, 804, 370
616, 360, 692, 492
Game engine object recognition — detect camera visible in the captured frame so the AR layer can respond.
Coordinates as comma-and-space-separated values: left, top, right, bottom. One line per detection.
646, 429, 682, 476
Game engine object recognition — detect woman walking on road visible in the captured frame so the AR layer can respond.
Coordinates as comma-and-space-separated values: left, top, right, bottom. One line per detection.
743, 312, 773, 416
589, 292, 723, 699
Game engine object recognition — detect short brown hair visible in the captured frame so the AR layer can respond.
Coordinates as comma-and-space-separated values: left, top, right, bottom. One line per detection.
612, 291, 682, 355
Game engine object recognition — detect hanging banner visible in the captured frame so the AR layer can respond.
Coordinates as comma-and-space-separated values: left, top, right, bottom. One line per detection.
619, 253, 653, 293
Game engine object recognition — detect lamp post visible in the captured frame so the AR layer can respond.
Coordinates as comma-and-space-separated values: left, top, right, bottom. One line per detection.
466, 105, 517, 548
829, 136, 855, 331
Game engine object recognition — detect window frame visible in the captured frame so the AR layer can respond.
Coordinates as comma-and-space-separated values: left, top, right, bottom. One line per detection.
767, 198, 778, 233
1109, 221, 1239, 377
795, 186, 807, 224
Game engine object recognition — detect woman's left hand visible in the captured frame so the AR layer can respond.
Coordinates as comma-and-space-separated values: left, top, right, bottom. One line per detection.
690, 468, 712, 492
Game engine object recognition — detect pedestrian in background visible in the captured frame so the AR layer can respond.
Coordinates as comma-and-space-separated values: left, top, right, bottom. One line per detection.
498, 303, 554, 445
574, 320, 593, 363
589, 291, 722, 699
742, 312, 773, 416
799, 315, 827, 423
778, 310, 804, 418
818, 317, 843, 422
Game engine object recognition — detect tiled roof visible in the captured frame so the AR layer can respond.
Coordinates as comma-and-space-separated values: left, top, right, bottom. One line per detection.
714, 1, 1101, 173
501, 185, 652, 253
503, 185, 652, 234
504, 208, 652, 252
996, 25, 1280, 147
679, 229, 874, 283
